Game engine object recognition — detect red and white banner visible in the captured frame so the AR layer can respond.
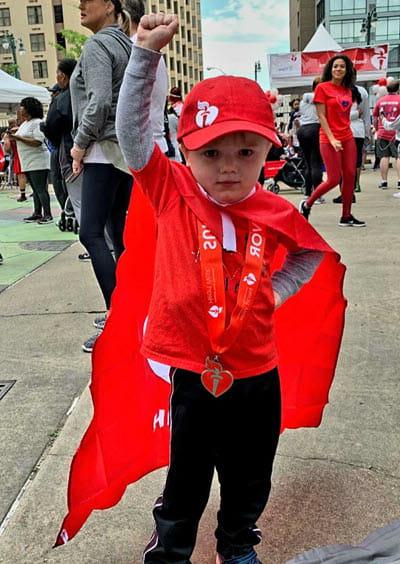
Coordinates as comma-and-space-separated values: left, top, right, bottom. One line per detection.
301, 45, 388, 76
269, 44, 388, 88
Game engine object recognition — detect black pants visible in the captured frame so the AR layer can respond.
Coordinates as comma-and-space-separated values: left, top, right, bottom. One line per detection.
297, 123, 323, 197
79, 163, 132, 309
144, 367, 281, 563
50, 149, 68, 210
25, 169, 51, 217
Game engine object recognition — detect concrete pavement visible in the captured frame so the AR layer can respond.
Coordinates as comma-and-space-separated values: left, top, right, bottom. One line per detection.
0, 169, 399, 563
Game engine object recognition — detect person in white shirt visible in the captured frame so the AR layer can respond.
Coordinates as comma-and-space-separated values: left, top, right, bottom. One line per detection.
350, 82, 371, 193
125, 0, 169, 154
6, 97, 51, 223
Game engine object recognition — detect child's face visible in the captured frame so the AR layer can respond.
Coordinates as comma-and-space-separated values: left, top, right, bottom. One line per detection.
182, 132, 271, 205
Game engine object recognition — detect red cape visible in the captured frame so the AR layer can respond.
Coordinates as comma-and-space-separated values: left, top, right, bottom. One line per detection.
55, 180, 346, 546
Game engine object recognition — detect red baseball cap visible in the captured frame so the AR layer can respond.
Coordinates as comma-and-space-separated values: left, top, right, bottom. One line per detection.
177, 75, 281, 150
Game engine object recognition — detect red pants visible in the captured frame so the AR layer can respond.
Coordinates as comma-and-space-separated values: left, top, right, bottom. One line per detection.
306, 138, 356, 218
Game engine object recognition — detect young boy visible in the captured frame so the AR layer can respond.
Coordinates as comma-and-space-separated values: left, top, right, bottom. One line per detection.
113, 13, 344, 564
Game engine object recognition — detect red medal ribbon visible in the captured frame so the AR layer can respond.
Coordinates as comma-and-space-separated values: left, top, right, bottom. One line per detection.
197, 219, 267, 395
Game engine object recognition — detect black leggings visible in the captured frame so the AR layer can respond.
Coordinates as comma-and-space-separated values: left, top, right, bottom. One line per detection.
25, 169, 51, 217
144, 367, 281, 562
297, 123, 323, 197
79, 163, 132, 309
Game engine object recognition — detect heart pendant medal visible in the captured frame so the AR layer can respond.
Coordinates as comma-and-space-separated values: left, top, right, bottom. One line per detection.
200, 356, 234, 398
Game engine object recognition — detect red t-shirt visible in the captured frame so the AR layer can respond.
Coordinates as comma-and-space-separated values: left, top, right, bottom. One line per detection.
373, 94, 400, 142
130, 147, 303, 379
313, 81, 353, 144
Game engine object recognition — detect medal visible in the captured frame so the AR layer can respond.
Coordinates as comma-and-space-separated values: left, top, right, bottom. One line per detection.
198, 220, 267, 396
200, 356, 234, 398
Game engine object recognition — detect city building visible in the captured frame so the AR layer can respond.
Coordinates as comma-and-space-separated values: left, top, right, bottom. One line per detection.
316, 0, 400, 80
290, 0, 317, 51
0, 0, 203, 94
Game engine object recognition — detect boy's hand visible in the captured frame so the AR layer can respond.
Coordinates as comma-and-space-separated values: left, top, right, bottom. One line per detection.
136, 13, 179, 52
273, 291, 282, 309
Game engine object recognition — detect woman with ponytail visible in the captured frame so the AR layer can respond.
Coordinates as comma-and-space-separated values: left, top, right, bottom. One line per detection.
70, 0, 133, 352
299, 54, 366, 227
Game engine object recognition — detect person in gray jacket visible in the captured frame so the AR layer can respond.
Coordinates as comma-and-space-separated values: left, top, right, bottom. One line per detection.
70, 0, 132, 352
297, 77, 323, 199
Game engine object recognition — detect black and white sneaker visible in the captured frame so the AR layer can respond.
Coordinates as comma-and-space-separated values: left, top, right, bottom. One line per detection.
82, 332, 101, 353
93, 313, 107, 330
378, 182, 388, 190
299, 199, 310, 220
338, 215, 366, 227
23, 214, 42, 222
37, 215, 53, 224
78, 252, 91, 261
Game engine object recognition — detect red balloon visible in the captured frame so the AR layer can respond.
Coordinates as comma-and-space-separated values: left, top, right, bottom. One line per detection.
378, 77, 387, 86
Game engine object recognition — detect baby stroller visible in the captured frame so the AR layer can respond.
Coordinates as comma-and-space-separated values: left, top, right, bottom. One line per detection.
264, 153, 307, 194
58, 195, 79, 234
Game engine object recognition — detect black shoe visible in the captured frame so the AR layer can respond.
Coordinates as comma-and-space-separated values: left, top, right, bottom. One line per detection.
37, 215, 53, 224
333, 194, 356, 204
338, 215, 366, 227
299, 199, 310, 220
16, 194, 27, 202
23, 214, 43, 222
78, 252, 91, 261
0, 253, 3, 265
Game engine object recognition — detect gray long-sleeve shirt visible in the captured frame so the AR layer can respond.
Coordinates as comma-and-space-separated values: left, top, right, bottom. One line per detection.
70, 25, 132, 150
116, 45, 323, 304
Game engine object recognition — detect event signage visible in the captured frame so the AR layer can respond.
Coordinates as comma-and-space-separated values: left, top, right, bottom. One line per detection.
269, 52, 302, 78
270, 45, 388, 79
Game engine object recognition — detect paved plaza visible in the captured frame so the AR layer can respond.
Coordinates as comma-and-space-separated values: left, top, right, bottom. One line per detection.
0, 170, 399, 563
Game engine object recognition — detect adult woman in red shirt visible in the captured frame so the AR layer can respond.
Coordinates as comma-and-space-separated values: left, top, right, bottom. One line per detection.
299, 55, 365, 226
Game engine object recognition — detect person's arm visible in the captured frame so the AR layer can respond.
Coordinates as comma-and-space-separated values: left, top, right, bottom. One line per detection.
2, 135, 12, 153
11, 121, 43, 147
116, 14, 179, 171
272, 249, 324, 307
10, 135, 41, 147
350, 102, 360, 122
117, 45, 161, 170
382, 113, 400, 131
41, 99, 64, 145
360, 91, 371, 141
315, 103, 342, 151
372, 100, 380, 130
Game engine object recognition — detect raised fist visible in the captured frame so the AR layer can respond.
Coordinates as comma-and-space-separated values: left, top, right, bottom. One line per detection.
136, 13, 179, 52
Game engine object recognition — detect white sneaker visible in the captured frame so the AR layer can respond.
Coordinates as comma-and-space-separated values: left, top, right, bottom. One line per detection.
393, 191, 400, 198
315, 197, 325, 205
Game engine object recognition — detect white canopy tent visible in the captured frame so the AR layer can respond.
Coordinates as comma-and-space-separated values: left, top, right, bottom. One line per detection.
303, 23, 342, 53
0, 69, 50, 110
268, 24, 387, 90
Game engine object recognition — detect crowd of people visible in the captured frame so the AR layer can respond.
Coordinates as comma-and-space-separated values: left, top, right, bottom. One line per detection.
0, 0, 188, 351
282, 62, 400, 227
1, 3, 399, 562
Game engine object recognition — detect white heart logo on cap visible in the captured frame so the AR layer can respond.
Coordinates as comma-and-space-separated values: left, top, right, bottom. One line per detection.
196, 101, 219, 128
